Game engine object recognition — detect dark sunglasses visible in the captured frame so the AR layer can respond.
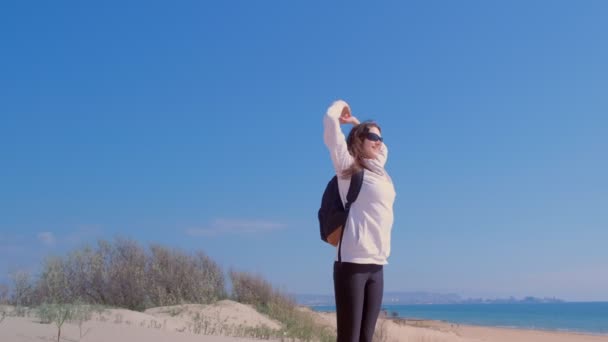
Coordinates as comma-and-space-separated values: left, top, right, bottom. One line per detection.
365, 132, 383, 142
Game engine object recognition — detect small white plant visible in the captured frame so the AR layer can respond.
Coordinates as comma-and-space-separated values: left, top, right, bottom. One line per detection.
69, 301, 98, 340
37, 303, 74, 342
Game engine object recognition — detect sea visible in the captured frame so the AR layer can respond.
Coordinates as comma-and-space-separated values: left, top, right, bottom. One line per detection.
311, 302, 608, 335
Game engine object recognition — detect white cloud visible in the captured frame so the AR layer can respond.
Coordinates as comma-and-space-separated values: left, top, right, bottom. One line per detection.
37, 232, 56, 246
185, 218, 287, 237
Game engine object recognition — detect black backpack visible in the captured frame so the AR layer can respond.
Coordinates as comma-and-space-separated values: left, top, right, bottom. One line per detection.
318, 170, 364, 261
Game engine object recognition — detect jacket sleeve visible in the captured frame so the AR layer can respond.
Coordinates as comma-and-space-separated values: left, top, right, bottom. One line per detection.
376, 142, 388, 166
323, 100, 354, 175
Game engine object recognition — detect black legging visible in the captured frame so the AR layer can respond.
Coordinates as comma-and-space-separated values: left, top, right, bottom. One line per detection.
333, 261, 384, 342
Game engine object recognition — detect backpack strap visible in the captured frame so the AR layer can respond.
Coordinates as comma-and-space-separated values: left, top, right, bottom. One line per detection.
338, 169, 364, 263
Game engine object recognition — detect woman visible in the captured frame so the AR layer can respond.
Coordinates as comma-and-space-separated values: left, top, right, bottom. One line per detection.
323, 100, 396, 342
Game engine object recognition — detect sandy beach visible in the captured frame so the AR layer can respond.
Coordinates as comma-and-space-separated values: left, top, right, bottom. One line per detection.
380, 317, 608, 342
2, 302, 607, 342
300, 308, 608, 342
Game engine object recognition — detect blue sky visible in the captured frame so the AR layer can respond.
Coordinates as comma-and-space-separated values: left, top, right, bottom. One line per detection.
1, 1, 607, 302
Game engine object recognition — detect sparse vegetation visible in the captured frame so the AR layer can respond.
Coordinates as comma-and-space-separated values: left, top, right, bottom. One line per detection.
6, 238, 226, 311
70, 300, 101, 339
37, 257, 70, 304
0, 284, 8, 325
12, 305, 29, 318
36, 300, 105, 341
0, 283, 9, 304
37, 303, 74, 342
3, 238, 335, 341
184, 309, 281, 339
146, 244, 226, 307
373, 318, 390, 342
190, 310, 230, 335
230, 269, 336, 341
10, 270, 35, 308
229, 270, 274, 306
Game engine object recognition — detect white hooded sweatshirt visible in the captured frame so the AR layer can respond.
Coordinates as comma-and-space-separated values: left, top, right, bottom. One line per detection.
323, 100, 396, 265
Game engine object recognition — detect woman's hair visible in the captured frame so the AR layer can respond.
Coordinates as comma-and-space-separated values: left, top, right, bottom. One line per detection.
342, 120, 382, 178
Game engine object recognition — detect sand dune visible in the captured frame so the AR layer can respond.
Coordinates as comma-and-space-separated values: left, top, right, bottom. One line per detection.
0, 302, 280, 342
2, 303, 607, 342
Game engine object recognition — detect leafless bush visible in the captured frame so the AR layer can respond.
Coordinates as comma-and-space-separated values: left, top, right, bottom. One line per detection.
36, 257, 70, 304
10, 270, 34, 307
61, 245, 108, 304
0, 283, 9, 304
24, 237, 226, 310
146, 245, 226, 307
229, 269, 273, 306
99, 238, 148, 310
30, 238, 145, 309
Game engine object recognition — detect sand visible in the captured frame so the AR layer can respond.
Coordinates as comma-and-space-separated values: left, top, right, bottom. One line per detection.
382, 318, 608, 342
300, 307, 608, 342
2, 303, 607, 342
0, 302, 280, 342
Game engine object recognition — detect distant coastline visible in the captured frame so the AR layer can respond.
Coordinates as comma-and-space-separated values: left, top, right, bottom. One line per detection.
296, 291, 565, 306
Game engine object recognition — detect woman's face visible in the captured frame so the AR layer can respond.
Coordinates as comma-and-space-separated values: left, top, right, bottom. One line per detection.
362, 126, 383, 159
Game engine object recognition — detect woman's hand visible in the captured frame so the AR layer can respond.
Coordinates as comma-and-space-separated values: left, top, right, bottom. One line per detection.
340, 115, 360, 125
338, 103, 360, 125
